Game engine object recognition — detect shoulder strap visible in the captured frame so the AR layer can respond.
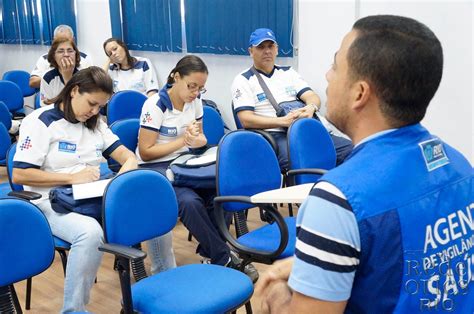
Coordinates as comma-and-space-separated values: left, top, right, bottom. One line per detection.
250, 66, 280, 112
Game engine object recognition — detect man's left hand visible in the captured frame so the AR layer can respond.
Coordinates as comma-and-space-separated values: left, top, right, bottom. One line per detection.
294, 105, 316, 118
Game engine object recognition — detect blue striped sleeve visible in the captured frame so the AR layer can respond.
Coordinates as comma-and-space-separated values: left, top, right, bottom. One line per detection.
288, 181, 360, 302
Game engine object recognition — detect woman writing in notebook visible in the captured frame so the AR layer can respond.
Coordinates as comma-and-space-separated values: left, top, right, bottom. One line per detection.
137, 55, 258, 281
12, 67, 172, 313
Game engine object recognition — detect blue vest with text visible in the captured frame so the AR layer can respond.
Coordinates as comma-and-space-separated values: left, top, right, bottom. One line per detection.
322, 123, 473, 313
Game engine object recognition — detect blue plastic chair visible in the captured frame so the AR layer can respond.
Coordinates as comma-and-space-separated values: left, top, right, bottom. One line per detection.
0, 80, 25, 117
107, 90, 147, 125
2, 70, 37, 98
0, 101, 12, 131
0, 123, 11, 167
202, 105, 225, 145
0, 198, 55, 313
6, 143, 71, 310
214, 130, 296, 266
108, 118, 140, 171
100, 169, 253, 313
287, 118, 336, 185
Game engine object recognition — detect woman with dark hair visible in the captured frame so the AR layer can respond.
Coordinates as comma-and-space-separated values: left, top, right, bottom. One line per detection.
12, 67, 139, 312
103, 38, 159, 97
137, 55, 258, 281
40, 37, 84, 106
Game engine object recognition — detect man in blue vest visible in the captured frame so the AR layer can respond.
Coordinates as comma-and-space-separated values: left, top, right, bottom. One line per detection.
255, 15, 473, 313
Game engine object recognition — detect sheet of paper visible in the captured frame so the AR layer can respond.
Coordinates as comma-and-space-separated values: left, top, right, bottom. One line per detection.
72, 179, 112, 200
185, 152, 217, 166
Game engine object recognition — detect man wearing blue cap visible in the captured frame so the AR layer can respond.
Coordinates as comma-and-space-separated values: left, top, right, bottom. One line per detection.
231, 28, 352, 170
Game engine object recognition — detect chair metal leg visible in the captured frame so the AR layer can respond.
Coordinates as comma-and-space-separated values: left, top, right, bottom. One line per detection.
187, 231, 193, 241
245, 300, 253, 314
0, 285, 17, 313
57, 249, 68, 276
114, 257, 134, 314
10, 285, 23, 314
288, 203, 293, 217
25, 277, 32, 310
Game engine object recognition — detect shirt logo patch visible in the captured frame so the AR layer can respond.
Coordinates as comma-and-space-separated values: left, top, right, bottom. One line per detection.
142, 112, 152, 124
419, 138, 449, 171
20, 136, 32, 151
159, 126, 178, 137
234, 89, 242, 100
58, 141, 77, 153
257, 93, 267, 102
285, 86, 297, 96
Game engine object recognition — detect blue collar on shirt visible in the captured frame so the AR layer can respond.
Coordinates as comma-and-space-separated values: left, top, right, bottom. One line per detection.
157, 84, 174, 111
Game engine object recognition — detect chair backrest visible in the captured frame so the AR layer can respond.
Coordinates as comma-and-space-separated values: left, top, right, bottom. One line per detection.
102, 169, 178, 246
2, 70, 37, 97
7, 143, 23, 191
107, 90, 147, 125
0, 101, 12, 131
287, 118, 336, 184
202, 105, 225, 145
231, 102, 243, 129
108, 118, 140, 168
34, 92, 42, 109
0, 198, 55, 286
217, 130, 281, 212
0, 80, 24, 113
0, 123, 11, 162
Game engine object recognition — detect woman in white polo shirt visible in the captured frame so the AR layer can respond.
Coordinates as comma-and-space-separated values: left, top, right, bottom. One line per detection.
103, 38, 159, 97
137, 55, 250, 271
40, 37, 81, 106
12, 67, 174, 312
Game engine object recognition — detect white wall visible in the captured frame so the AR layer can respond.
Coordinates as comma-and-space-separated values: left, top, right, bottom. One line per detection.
0, 0, 472, 162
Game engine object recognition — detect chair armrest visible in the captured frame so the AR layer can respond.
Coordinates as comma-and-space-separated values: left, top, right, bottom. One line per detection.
287, 168, 328, 177
99, 243, 147, 261
7, 190, 42, 201
214, 195, 289, 264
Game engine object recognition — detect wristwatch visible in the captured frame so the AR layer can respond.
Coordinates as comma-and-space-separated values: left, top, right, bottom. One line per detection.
309, 103, 320, 113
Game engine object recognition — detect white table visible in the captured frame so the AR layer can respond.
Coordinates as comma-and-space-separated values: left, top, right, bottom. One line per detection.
250, 183, 315, 204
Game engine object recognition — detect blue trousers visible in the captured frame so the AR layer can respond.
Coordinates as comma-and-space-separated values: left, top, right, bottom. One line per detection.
269, 131, 353, 171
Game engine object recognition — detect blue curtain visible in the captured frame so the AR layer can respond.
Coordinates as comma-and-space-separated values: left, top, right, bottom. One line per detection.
184, 0, 293, 56
0, 0, 76, 45
109, 0, 182, 53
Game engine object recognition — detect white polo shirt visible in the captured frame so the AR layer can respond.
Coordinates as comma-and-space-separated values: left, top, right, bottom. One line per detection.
231, 65, 312, 131
40, 68, 79, 105
137, 85, 203, 163
107, 56, 159, 95
14, 104, 121, 201
30, 51, 93, 78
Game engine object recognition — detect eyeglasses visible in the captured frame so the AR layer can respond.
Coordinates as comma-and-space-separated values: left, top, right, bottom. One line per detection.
184, 80, 207, 94
55, 49, 76, 55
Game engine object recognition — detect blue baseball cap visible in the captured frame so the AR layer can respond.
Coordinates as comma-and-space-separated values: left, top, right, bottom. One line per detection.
249, 28, 277, 47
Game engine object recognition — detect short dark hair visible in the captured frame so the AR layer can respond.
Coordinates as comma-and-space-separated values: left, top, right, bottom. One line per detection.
349, 15, 443, 127
47, 37, 81, 69
167, 55, 208, 85
103, 38, 137, 69
45, 67, 113, 130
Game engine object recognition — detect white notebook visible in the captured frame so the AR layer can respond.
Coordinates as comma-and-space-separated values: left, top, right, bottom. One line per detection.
185, 152, 217, 166
72, 179, 112, 200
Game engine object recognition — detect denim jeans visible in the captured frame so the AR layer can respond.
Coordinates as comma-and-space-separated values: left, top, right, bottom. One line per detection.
37, 200, 104, 313
146, 231, 176, 274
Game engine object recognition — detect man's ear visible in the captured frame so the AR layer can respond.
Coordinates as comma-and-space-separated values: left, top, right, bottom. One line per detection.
351, 80, 371, 111
248, 47, 253, 57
